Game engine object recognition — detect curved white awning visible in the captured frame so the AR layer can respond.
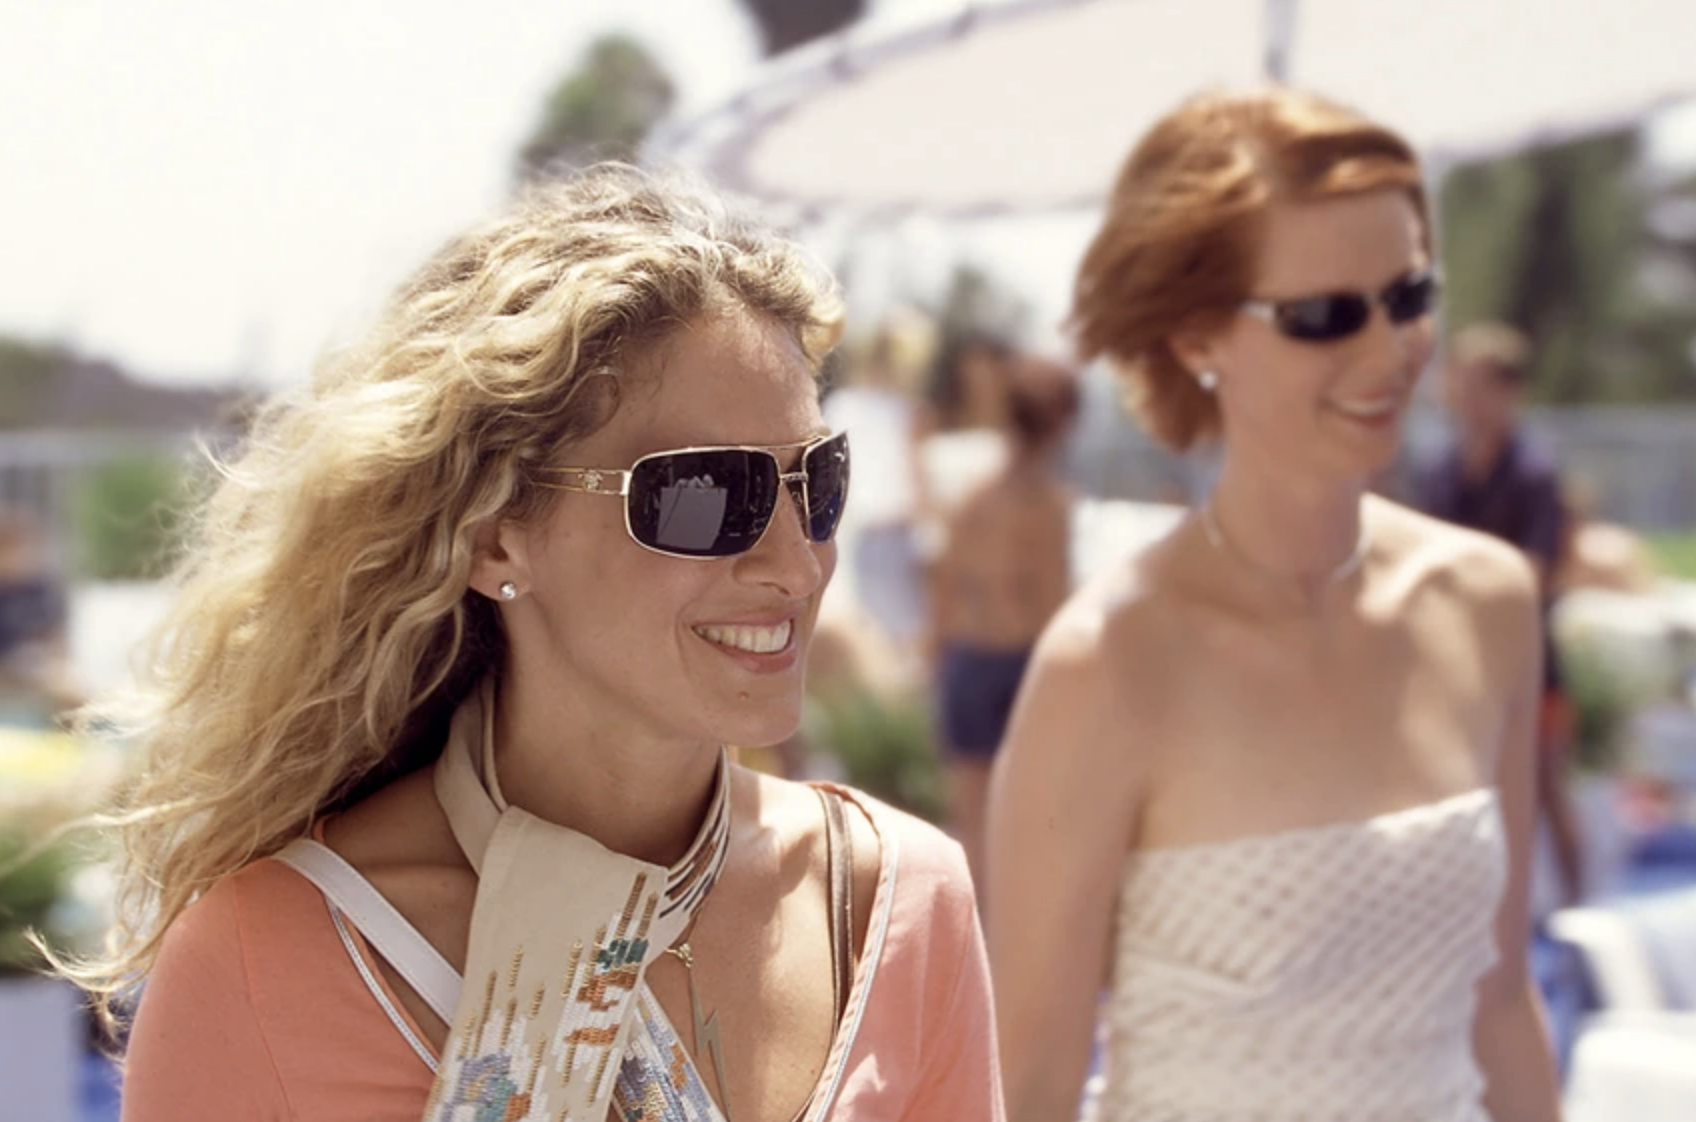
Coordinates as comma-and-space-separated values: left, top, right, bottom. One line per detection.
650, 0, 1696, 219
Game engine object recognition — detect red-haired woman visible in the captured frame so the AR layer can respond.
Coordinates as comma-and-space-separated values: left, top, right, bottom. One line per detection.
987, 88, 1562, 1122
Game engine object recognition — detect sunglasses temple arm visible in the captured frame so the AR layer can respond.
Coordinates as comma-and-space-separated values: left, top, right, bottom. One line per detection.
536, 469, 633, 496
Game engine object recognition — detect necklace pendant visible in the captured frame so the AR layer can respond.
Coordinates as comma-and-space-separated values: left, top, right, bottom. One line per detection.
673, 942, 733, 1120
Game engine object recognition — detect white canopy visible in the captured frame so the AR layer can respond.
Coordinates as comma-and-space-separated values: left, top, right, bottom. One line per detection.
651, 0, 1696, 218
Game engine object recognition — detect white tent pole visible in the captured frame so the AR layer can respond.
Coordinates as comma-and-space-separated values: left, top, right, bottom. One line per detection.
1265, 0, 1300, 82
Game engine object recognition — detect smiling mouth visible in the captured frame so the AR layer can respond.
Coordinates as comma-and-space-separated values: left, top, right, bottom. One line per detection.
1331, 397, 1402, 419
692, 620, 794, 654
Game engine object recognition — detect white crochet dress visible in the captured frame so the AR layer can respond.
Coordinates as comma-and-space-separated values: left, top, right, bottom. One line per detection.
1083, 788, 1506, 1122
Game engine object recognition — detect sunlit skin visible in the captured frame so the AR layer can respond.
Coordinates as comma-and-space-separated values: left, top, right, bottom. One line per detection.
325, 308, 878, 1122
988, 190, 1564, 1122
487, 308, 839, 822
1186, 190, 1434, 584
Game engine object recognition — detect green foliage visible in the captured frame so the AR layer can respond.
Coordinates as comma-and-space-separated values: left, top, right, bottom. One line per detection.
0, 730, 122, 978
0, 830, 78, 975
516, 35, 675, 182
74, 454, 192, 580
1438, 130, 1696, 404
1562, 643, 1633, 773
808, 690, 946, 824
1439, 156, 1542, 327
1646, 530, 1696, 581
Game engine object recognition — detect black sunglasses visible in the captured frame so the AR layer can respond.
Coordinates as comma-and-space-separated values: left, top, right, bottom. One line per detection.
538, 432, 850, 560
1241, 268, 1441, 342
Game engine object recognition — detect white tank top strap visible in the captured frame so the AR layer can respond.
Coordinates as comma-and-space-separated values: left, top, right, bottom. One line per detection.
273, 837, 462, 1024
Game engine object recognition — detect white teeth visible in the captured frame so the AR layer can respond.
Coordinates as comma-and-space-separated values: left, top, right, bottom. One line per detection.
695, 620, 792, 654
1335, 398, 1398, 418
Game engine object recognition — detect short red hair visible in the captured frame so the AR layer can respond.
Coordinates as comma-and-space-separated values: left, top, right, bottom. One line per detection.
1072, 87, 1429, 451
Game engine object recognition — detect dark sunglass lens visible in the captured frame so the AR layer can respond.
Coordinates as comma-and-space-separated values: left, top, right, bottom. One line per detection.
802, 434, 851, 543
1278, 295, 1369, 341
1384, 273, 1439, 323
629, 450, 779, 557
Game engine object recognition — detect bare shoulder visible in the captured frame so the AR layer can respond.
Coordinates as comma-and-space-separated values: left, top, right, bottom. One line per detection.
826, 782, 966, 886
1006, 549, 1179, 781
1047, 542, 1184, 687
749, 769, 983, 929
1367, 497, 1540, 673
320, 765, 478, 954
738, 767, 882, 948
1369, 496, 1538, 608
811, 780, 979, 936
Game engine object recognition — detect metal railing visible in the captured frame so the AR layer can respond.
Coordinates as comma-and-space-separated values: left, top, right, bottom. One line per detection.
1067, 389, 1696, 530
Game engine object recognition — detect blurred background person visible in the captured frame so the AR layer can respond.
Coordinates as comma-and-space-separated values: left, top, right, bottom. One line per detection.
989, 87, 1562, 1122
822, 310, 939, 670
929, 355, 1078, 894
916, 332, 1019, 524
929, 332, 1016, 436
1555, 477, 1663, 597
1417, 323, 1588, 1070
0, 506, 75, 725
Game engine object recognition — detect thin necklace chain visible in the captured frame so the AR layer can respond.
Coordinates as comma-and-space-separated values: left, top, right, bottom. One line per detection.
1199, 500, 1371, 585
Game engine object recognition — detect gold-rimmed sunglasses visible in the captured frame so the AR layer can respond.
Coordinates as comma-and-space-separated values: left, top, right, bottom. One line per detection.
537, 432, 851, 560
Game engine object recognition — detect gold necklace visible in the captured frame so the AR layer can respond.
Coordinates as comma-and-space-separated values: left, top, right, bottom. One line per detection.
1199, 500, 1370, 585
666, 932, 732, 1119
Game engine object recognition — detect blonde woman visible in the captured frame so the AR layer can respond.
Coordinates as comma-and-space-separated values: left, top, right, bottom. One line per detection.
78, 167, 999, 1121
988, 89, 1562, 1122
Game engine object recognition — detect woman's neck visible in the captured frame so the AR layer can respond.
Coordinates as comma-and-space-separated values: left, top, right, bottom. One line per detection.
1206, 450, 1368, 600
487, 664, 723, 867
1003, 441, 1058, 481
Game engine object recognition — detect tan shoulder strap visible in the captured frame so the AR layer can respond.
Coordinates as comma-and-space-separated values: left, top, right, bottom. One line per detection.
817, 787, 854, 1030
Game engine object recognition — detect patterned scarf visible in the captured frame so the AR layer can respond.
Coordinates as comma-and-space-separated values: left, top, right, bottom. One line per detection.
423, 680, 731, 1121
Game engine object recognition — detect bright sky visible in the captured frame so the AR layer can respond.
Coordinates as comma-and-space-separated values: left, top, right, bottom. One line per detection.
4, 1, 1695, 389
0, 0, 760, 388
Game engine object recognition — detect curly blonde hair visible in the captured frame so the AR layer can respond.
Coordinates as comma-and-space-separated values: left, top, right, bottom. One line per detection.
68, 164, 842, 1028
1072, 87, 1427, 451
